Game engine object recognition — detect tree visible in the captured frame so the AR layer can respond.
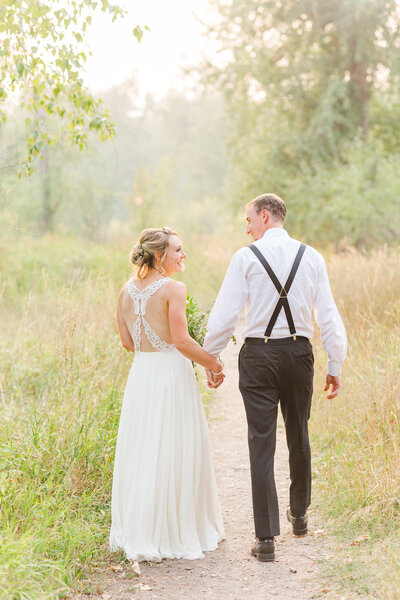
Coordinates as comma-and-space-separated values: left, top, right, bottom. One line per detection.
198, 0, 400, 246
204, 0, 400, 166
0, 0, 145, 174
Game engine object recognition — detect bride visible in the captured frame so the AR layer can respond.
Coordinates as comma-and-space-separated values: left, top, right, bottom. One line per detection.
109, 227, 225, 562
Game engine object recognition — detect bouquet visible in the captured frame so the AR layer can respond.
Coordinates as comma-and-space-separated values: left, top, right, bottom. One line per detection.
186, 294, 236, 347
186, 294, 209, 346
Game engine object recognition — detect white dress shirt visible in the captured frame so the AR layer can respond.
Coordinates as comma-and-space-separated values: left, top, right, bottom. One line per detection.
203, 228, 347, 376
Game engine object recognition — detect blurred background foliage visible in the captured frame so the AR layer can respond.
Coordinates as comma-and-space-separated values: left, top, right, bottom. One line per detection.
201, 0, 400, 247
0, 85, 229, 240
1, 0, 399, 248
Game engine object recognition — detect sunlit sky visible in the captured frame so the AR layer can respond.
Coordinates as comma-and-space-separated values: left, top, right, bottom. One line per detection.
83, 0, 210, 99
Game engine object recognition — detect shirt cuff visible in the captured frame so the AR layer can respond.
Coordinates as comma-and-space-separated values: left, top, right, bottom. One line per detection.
328, 359, 342, 377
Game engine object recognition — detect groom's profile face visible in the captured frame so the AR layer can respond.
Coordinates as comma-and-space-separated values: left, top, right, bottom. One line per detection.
246, 206, 268, 241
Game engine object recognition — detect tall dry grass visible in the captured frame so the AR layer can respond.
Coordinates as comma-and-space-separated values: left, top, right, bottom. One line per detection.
0, 236, 130, 599
0, 230, 239, 599
310, 246, 400, 598
1, 233, 399, 598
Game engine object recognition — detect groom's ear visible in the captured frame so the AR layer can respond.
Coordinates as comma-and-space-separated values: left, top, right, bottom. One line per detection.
261, 209, 270, 224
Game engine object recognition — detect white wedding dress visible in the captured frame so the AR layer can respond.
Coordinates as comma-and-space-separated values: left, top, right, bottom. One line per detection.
109, 278, 224, 562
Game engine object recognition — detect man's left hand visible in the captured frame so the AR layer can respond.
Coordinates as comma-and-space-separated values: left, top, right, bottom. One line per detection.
324, 374, 341, 399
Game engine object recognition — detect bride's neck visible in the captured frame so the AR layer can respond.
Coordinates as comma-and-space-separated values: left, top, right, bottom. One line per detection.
138, 268, 167, 282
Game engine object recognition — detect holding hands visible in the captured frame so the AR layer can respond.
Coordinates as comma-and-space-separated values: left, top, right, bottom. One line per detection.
205, 358, 225, 389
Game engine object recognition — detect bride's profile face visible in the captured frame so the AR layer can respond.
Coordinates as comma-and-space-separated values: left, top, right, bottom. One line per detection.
162, 235, 186, 275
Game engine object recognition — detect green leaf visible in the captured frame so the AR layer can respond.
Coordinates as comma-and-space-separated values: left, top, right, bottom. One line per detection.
16, 62, 24, 76
133, 25, 144, 43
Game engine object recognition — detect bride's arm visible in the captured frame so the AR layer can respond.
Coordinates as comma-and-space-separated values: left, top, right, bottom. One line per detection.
117, 287, 135, 352
167, 281, 223, 372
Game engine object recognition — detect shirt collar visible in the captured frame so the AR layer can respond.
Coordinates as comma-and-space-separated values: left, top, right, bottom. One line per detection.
262, 227, 289, 239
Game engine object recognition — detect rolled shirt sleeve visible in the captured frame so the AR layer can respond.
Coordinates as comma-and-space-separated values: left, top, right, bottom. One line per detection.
313, 256, 347, 376
203, 249, 249, 357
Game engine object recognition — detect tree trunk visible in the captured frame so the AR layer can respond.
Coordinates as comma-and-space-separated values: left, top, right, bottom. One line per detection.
348, 32, 370, 139
40, 147, 54, 232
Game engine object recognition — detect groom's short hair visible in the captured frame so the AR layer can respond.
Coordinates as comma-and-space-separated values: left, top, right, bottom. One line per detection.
247, 193, 287, 222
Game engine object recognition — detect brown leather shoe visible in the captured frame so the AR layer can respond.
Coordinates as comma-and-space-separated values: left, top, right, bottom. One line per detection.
286, 507, 308, 536
251, 538, 275, 562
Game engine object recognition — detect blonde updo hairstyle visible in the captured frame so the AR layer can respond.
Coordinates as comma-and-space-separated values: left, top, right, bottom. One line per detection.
129, 227, 178, 279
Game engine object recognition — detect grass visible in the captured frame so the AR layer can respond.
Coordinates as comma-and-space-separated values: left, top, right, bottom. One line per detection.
0, 235, 130, 599
310, 246, 400, 599
0, 230, 237, 600
1, 232, 399, 599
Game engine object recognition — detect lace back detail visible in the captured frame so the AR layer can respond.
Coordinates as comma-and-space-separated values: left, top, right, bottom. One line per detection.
126, 279, 176, 353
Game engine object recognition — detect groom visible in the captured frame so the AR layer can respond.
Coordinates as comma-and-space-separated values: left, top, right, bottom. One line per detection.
203, 193, 347, 562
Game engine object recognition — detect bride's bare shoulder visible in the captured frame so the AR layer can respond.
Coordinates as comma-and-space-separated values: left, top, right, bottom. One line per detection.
118, 279, 137, 301
119, 279, 132, 293
164, 279, 186, 299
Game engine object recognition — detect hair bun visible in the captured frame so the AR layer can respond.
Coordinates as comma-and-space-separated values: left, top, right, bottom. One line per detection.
130, 244, 145, 265
129, 226, 178, 279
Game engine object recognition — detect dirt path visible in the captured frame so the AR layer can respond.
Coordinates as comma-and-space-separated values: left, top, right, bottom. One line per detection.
85, 337, 332, 600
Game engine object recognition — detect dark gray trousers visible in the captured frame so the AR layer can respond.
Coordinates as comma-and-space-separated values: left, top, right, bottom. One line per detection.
238, 336, 314, 538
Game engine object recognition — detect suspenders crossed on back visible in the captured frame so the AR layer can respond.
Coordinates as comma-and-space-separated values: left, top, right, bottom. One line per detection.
249, 243, 307, 343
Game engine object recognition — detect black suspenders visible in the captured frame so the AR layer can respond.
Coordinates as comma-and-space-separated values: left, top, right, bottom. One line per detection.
249, 243, 307, 342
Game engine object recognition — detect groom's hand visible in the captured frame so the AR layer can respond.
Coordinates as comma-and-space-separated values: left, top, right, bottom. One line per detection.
324, 374, 341, 399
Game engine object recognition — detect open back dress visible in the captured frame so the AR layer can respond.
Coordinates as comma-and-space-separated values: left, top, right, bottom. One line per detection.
109, 277, 224, 561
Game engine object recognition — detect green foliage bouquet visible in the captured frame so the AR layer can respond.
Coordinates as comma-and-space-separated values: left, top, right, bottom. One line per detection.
186, 294, 209, 346
186, 294, 236, 347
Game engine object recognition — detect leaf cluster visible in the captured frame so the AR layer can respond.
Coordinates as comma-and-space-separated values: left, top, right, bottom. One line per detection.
0, 0, 145, 175
185, 293, 236, 348
186, 294, 210, 347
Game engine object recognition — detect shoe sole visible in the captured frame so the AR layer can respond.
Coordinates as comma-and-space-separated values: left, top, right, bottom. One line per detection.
293, 528, 308, 536
251, 551, 275, 562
